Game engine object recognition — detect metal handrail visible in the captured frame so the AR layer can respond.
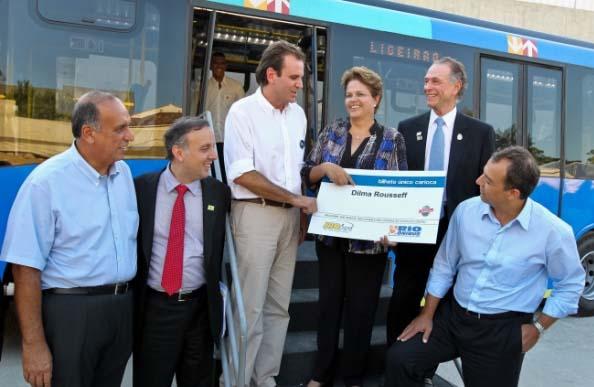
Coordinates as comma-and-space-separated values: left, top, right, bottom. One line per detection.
201, 111, 247, 387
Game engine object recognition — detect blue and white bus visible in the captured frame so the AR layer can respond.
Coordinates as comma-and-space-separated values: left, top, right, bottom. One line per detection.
1, 0, 594, 315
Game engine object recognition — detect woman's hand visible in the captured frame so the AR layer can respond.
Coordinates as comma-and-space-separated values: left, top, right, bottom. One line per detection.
323, 163, 355, 186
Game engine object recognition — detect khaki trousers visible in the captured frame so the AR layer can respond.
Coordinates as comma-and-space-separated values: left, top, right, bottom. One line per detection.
231, 201, 300, 387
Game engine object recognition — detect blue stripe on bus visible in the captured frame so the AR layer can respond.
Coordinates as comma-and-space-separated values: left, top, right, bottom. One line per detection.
433, 19, 594, 68
538, 41, 594, 68
208, 0, 594, 69
0, 165, 37, 280
292, 0, 432, 39
431, 19, 507, 52
125, 159, 168, 177
209, 0, 432, 38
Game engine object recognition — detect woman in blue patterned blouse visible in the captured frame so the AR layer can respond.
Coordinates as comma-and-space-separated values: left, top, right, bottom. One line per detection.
301, 66, 408, 387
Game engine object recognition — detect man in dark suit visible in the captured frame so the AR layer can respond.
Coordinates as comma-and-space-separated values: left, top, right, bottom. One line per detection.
387, 57, 496, 348
133, 117, 230, 387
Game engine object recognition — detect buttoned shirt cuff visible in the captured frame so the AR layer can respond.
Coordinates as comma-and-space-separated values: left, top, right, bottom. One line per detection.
227, 159, 256, 182
542, 297, 578, 319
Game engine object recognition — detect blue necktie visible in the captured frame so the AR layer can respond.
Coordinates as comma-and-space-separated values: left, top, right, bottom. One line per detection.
428, 117, 445, 171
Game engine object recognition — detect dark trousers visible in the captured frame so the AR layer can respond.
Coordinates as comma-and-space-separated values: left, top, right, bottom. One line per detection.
386, 216, 448, 346
42, 291, 133, 387
134, 286, 213, 387
385, 298, 531, 387
312, 241, 387, 386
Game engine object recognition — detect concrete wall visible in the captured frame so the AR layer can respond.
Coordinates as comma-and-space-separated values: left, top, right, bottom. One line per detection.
390, 0, 594, 44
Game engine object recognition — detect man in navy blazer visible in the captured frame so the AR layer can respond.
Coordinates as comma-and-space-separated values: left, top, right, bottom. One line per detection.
133, 117, 230, 387
387, 57, 496, 347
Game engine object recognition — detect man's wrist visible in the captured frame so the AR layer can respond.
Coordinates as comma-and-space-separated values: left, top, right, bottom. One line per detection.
288, 193, 300, 207
419, 307, 435, 320
22, 336, 47, 346
532, 319, 546, 336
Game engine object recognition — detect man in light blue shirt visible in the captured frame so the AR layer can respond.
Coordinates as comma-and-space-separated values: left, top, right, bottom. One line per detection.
0, 91, 138, 387
385, 146, 584, 387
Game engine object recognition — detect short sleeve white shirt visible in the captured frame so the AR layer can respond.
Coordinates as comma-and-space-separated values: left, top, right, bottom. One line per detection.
223, 87, 307, 199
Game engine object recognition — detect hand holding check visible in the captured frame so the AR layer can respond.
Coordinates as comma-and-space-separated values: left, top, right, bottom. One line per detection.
322, 162, 355, 186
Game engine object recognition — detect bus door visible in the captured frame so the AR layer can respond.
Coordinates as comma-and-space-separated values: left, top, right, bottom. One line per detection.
189, 7, 326, 162
480, 56, 563, 215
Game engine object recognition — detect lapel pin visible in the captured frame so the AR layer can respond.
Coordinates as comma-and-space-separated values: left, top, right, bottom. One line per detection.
457, 133, 463, 141
207, 205, 215, 211
416, 131, 423, 141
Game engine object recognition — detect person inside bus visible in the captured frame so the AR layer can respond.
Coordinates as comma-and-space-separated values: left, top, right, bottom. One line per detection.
301, 66, 407, 387
133, 117, 230, 387
205, 52, 245, 184
386, 57, 495, 356
385, 146, 585, 387
0, 91, 137, 387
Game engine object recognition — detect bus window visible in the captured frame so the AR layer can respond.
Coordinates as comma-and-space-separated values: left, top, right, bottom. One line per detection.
526, 66, 562, 176
37, 0, 137, 31
0, 0, 188, 165
326, 24, 475, 129
563, 67, 594, 238
566, 68, 594, 180
480, 58, 521, 150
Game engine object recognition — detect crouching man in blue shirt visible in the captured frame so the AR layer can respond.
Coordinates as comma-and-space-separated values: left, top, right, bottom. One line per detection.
385, 146, 585, 387
0, 91, 138, 387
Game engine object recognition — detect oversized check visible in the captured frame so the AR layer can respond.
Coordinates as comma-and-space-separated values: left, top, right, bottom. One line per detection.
308, 169, 446, 244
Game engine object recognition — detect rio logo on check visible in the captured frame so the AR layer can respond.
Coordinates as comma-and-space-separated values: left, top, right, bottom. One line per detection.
389, 225, 422, 237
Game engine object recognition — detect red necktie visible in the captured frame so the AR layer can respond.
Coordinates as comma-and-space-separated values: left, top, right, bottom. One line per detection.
161, 184, 189, 295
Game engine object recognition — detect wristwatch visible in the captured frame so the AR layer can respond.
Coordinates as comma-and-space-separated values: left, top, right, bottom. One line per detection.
532, 319, 546, 336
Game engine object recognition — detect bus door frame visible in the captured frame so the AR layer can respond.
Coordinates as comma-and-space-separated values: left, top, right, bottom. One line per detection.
189, 5, 323, 145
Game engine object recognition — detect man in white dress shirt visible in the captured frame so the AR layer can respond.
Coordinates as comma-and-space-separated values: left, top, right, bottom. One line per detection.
224, 40, 316, 387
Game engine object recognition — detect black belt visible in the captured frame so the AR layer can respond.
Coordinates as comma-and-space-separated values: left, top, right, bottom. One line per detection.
147, 286, 205, 302
454, 299, 531, 320
43, 282, 131, 296
235, 198, 293, 208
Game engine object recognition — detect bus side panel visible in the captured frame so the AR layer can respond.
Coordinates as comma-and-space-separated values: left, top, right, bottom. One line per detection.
531, 177, 560, 216
125, 159, 168, 178
0, 165, 36, 279
561, 178, 594, 238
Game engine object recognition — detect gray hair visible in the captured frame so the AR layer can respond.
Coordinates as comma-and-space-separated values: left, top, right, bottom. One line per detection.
71, 91, 118, 138
433, 56, 467, 98
164, 117, 210, 160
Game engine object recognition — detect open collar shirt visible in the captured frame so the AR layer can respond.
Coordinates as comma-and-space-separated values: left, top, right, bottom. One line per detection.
427, 196, 585, 318
0, 143, 138, 289
224, 87, 306, 199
